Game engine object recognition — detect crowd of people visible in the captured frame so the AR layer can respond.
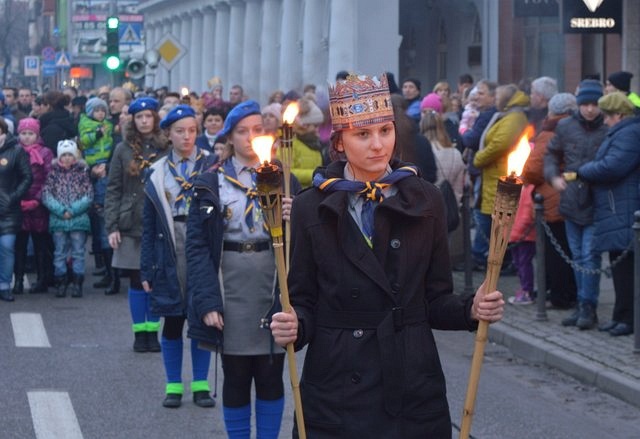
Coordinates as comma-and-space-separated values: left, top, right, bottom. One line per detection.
0, 66, 638, 436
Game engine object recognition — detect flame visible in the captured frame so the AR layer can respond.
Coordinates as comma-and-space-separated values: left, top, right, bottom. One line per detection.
507, 125, 535, 176
180, 87, 189, 97
282, 102, 299, 125
251, 135, 275, 165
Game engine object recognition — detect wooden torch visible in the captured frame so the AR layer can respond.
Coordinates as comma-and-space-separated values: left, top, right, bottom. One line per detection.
251, 135, 306, 439
280, 102, 299, 273
459, 128, 532, 439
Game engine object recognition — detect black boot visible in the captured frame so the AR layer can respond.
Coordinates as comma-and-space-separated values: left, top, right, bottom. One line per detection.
70, 274, 84, 298
133, 332, 148, 353
92, 252, 106, 276
30, 249, 49, 293
12, 277, 24, 295
93, 251, 112, 288
561, 308, 579, 327
0, 289, 15, 302
147, 331, 161, 352
576, 302, 597, 330
105, 267, 121, 295
54, 275, 68, 298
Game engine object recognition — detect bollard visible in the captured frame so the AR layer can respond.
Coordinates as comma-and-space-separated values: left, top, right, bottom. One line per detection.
462, 183, 474, 294
534, 194, 547, 321
633, 211, 640, 353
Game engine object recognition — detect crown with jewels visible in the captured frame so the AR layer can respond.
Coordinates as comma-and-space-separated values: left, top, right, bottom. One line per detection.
328, 73, 394, 131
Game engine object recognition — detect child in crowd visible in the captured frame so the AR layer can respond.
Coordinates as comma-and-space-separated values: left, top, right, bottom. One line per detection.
13, 118, 53, 295
42, 140, 93, 298
508, 183, 536, 305
78, 97, 114, 290
196, 107, 226, 152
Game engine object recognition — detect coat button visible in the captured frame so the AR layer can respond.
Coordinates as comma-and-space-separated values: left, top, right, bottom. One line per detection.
350, 288, 360, 299
391, 282, 401, 294
353, 329, 363, 338
351, 372, 361, 384
158, 233, 163, 238
390, 239, 401, 249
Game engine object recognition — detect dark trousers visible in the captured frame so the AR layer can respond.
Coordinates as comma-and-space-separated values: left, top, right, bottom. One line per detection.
610, 250, 634, 325
545, 221, 577, 307
221, 354, 285, 407
14, 231, 52, 283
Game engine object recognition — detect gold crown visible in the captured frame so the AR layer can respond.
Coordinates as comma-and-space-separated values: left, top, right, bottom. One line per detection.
328, 74, 394, 131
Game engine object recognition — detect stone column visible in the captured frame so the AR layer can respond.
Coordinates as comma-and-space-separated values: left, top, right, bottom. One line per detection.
190, 10, 204, 92
279, 0, 302, 91
214, 1, 231, 91
241, 0, 262, 100
201, 6, 217, 92
302, 0, 326, 87
179, 12, 192, 91
260, 0, 281, 103
227, 0, 246, 93
327, 0, 355, 81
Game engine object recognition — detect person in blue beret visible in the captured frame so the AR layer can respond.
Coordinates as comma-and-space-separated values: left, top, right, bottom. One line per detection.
141, 104, 218, 408
104, 96, 168, 351
186, 100, 301, 437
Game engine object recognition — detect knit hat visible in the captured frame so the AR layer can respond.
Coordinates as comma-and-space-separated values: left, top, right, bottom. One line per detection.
296, 97, 324, 125
160, 104, 196, 129
403, 78, 421, 92
420, 93, 443, 113
17, 117, 40, 135
85, 97, 108, 117
548, 93, 577, 115
607, 71, 633, 93
576, 79, 603, 105
598, 92, 635, 115
57, 139, 79, 158
262, 103, 282, 120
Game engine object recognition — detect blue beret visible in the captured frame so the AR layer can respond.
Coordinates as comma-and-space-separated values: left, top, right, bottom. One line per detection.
160, 104, 196, 129
217, 100, 261, 138
128, 97, 158, 115
0, 91, 4, 103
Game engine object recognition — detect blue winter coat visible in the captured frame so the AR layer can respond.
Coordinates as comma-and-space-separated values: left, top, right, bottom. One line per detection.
140, 151, 218, 317
579, 116, 640, 252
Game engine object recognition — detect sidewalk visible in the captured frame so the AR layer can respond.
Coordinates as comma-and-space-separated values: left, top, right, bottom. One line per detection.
452, 268, 640, 408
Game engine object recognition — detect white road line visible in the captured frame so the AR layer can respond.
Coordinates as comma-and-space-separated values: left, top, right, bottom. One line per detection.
28, 391, 84, 439
11, 313, 51, 348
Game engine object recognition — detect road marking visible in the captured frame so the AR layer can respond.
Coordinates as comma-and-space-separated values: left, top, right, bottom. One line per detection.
28, 391, 84, 439
11, 313, 51, 348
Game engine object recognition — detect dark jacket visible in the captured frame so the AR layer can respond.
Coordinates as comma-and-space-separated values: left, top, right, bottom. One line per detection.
544, 111, 608, 225
140, 150, 217, 316
288, 159, 476, 438
195, 134, 213, 152
104, 140, 167, 239
186, 162, 302, 348
21, 143, 53, 233
0, 135, 33, 235
39, 109, 77, 156
579, 116, 640, 252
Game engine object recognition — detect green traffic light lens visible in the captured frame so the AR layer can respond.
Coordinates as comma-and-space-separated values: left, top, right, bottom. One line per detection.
106, 56, 121, 70
107, 17, 119, 29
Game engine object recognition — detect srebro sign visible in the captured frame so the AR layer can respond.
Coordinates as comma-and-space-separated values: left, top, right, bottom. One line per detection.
563, 0, 622, 34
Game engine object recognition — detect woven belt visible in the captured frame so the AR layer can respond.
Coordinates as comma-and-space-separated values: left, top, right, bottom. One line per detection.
223, 240, 271, 253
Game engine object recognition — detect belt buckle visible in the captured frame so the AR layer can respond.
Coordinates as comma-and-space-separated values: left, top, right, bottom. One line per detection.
242, 242, 255, 252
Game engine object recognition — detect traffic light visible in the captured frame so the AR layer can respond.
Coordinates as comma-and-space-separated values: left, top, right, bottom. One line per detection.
105, 16, 120, 70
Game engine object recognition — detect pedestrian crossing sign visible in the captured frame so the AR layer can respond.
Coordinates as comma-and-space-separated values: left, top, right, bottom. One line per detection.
55, 52, 71, 68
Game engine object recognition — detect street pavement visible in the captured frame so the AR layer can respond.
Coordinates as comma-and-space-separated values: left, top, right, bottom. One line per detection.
452, 265, 640, 409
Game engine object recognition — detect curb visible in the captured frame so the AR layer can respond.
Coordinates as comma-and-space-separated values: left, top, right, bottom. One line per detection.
489, 321, 640, 409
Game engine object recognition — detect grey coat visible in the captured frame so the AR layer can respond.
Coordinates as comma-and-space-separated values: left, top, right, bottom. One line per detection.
544, 112, 608, 225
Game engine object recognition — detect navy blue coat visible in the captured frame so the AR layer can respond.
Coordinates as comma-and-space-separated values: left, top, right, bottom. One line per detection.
195, 134, 213, 152
579, 116, 640, 252
140, 151, 218, 317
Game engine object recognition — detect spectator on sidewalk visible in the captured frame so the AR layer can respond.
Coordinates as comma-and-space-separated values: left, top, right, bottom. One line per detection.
578, 92, 640, 336
528, 76, 558, 134
604, 71, 640, 114
522, 93, 578, 309
507, 183, 536, 305
39, 91, 77, 157
544, 79, 609, 330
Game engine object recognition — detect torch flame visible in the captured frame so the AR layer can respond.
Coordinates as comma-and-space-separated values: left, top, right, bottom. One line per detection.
180, 87, 189, 97
507, 125, 535, 176
251, 135, 275, 165
283, 102, 300, 125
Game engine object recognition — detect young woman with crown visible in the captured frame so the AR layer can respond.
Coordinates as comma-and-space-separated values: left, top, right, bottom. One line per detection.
270, 73, 505, 438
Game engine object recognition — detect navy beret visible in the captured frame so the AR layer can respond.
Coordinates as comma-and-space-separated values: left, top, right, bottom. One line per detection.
160, 104, 196, 129
128, 97, 159, 115
217, 100, 261, 138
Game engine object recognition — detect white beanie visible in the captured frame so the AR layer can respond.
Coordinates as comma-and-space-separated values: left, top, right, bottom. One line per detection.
296, 96, 324, 125
57, 139, 79, 159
